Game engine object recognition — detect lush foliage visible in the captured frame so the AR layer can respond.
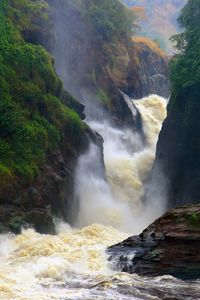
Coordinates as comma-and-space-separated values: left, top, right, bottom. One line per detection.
84, 0, 135, 43
7, 0, 52, 47
0, 0, 84, 187
170, 0, 200, 90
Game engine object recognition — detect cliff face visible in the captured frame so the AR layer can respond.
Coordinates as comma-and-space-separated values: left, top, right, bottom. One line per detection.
126, 41, 170, 98
50, 0, 169, 130
153, 0, 200, 209
154, 84, 200, 208
0, 0, 103, 233
0, 126, 102, 234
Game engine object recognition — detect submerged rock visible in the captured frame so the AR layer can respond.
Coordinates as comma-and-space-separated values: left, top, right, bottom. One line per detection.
107, 204, 200, 280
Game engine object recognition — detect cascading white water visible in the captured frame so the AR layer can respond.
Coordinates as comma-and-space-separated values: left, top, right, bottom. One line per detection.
76, 94, 167, 234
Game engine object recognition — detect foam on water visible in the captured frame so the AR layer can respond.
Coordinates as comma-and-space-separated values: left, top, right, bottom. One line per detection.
0, 226, 199, 299
0, 224, 128, 299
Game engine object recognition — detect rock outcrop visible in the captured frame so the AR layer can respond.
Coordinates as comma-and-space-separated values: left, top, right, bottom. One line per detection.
126, 41, 170, 98
108, 204, 200, 280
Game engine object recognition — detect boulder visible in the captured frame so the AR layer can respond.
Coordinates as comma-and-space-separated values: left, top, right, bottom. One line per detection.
108, 204, 200, 280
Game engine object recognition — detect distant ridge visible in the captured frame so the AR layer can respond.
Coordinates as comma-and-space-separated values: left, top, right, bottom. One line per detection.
122, 0, 187, 53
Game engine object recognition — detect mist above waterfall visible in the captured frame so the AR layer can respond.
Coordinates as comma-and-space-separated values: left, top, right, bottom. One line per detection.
75, 95, 167, 234
50, 0, 111, 121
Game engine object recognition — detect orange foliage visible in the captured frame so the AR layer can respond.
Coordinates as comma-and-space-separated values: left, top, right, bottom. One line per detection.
131, 6, 146, 20
133, 36, 167, 59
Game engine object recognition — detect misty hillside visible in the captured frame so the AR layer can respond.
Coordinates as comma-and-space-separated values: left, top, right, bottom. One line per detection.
122, 0, 187, 53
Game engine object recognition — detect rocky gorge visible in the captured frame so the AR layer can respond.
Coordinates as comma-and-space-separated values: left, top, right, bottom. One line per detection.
0, 0, 200, 298
0, 0, 170, 234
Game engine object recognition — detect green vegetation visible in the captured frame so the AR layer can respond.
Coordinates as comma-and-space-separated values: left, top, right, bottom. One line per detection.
97, 88, 111, 107
85, 0, 134, 43
187, 213, 200, 227
0, 0, 84, 187
76, 0, 136, 109
170, 0, 200, 91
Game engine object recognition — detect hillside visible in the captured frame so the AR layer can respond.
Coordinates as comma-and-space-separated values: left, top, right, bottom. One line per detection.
0, 0, 99, 233
51, 0, 169, 112
123, 0, 187, 53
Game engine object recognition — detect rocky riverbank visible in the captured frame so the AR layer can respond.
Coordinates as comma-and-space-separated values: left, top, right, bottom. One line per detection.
108, 204, 200, 280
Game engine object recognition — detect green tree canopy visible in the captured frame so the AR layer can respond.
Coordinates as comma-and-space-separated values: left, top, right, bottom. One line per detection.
85, 0, 135, 42
170, 0, 200, 90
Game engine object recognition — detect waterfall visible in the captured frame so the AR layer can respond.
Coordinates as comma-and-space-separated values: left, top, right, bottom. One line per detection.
75, 94, 167, 234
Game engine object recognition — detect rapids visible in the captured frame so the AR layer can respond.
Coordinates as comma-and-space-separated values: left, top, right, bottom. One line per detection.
0, 225, 199, 299
1, 95, 199, 299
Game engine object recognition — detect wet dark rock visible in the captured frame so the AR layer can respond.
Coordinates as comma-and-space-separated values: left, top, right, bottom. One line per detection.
154, 84, 200, 208
0, 205, 55, 234
108, 204, 200, 280
126, 42, 170, 99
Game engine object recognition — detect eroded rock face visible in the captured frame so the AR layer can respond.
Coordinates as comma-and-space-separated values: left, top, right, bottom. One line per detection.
126, 42, 170, 99
108, 204, 200, 279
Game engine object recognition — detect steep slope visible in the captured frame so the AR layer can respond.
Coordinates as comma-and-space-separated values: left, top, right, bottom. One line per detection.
153, 0, 200, 208
0, 0, 101, 233
50, 0, 169, 128
123, 0, 187, 53
128, 38, 169, 98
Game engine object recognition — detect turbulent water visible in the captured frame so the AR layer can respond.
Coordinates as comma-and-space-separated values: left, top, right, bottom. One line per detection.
1, 94, 199, 299
76, 95, 167, 234
0, 224, 199, 299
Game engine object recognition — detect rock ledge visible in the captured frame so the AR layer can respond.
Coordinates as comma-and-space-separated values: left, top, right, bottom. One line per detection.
108, 204, 200, 279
